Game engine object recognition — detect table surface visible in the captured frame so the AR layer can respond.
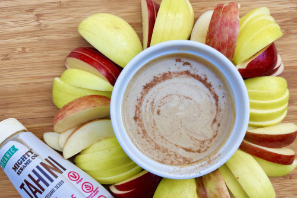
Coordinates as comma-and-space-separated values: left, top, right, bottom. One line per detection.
0, 0, 296, 197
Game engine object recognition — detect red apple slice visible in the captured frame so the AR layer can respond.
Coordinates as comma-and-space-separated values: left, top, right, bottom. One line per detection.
244, 123, 297, 148
206, 3, 239, 61
202, 169, 230, 198
271, 61, 284, 76
196, 177, 207, 198
239, 140, 295, 165
113, 170, 161, 191
225, 2, 240, 61
110, 186, 135, 198
141, 0, 159, 49
54, 95, 110, 133
237, 43, 278, 78
65, 47, 122, 86
264, 53, 282, 76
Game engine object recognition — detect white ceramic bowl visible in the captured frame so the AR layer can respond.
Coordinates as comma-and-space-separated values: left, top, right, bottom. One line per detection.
111, 40, 249, 179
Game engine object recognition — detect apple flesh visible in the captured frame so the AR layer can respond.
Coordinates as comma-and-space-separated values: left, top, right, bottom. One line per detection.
63, 119, 115, 159
239, 140, 295, 165
226, 150, 275, 198
237, 43, 278, 78
43, 132, 62, 152
58, 127, 77, 149
253, 156, 297, 177
196, 177, 207, 198
141, 0, 159, 49
202, 169, 230, 198
53, 95, 110, 133
110, 170, 161, 198
206, 3, 239, 61
249, 110, 287, 127
65, 47, 122, 86
190, 10, 214, 43
78, 13, 142, 67
245, 123, 297, 148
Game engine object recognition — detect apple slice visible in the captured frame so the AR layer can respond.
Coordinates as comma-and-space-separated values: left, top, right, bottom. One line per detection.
74, 146, 125, 163
239, 140, 295, 165
53, 95, 110, 133
153, 178, 198, 198
238, 14, 275, 38
237, 43, 278, 78
80, 136, 120, 154
114, 170, 161, 191
43, 132, 62, 152
249, 110, 287, 127
76, 154, 132, 171
78, 14, 142, 67
253, 156, 297, 177
245, 123, 297, 148
94, 166, 143, 184
52, 77, 111, 109
202, 169, 230, 198
141, 0, 159, 49
63, 119, 115, 159
271, 61, 284, 76
206, 3, 239, 61
196, 177, 207, 198
65, 47, 122, 86
245, 76, 287, 91
190, 10, 214, 43
226, 150, 275, 198
248, 88, 288, 101
60, 68, 113, 91
233, 19, 283, 65
249, 103, 288, 122
58, 127, 77, 149
249, 89, 289, 110
218, 164, 248, 198
239, 7, 270, 32
264, 53, 282, 76
110, 186, 136, 198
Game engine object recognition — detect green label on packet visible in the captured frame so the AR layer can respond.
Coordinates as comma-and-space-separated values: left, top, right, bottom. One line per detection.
0, 145, 18, 169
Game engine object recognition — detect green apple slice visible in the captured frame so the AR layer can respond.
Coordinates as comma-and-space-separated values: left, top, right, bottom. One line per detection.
239, 7, 270, 32
249, 103, 288, 122
81, 136, 120, 154
78, 13, 142, 67
95, 166, 143, 184
239, 14, 275, 38
61, 69, 113, 91
226, 150, 275, 198
218, 164, 249, 198
245, 76, 287, 91
250, 89, 289, 110
249, 110, 287, 127
234, 20, 282, 65
86, 162, 138, 178
74, 146, 125, 163
75, 154, 132, 171
253, 156, 297, 177
248, 88, 288, 101
153, 178, 198, 198
52, 77, 111, 108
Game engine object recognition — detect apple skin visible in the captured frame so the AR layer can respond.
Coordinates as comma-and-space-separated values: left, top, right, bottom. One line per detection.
111, 170, 161, 198
65, 47, 122, 86
239, 140, 295, 165
202, 169, 230, 198
237, 43, 278, 78
196, 177, 207, 198
53, 95, 110, 133
141, 0, 159, 49
245, 125, 297, 148
114, 170, 161, 191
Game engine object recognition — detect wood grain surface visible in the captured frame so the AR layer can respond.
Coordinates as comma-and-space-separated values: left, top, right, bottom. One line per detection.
0, 0, 296, 197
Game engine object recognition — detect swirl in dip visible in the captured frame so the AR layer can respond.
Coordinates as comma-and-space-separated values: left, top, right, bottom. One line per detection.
122, 55, 235, 165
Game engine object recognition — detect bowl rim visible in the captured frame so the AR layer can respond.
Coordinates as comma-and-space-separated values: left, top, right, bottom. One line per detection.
110, 40, 249, 179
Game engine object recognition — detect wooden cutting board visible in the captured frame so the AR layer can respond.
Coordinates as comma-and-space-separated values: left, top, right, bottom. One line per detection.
0, 0, 296, 197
